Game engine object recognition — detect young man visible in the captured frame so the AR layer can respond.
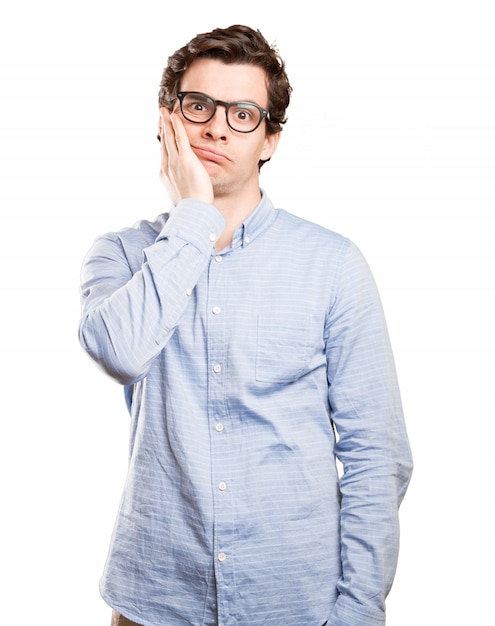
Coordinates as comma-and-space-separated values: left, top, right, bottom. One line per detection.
79, 25, 413, 626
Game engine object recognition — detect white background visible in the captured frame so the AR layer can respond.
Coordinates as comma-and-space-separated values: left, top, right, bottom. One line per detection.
1, 1, 493, 623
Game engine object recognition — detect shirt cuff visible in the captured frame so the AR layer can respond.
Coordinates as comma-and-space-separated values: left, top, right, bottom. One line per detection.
328, 594, 385, 626
156, 199, 226, 255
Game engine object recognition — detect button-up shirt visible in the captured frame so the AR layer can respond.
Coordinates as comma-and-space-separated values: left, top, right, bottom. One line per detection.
79, 192, 412, 626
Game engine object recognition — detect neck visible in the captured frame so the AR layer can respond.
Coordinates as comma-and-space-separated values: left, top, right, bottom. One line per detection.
213, 187, 262, 251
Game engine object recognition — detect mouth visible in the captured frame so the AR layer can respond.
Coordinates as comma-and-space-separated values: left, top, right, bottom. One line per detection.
192, 145, 231, 164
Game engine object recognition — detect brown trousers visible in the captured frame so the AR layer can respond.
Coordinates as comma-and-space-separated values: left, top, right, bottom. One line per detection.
111, 611, 142, 626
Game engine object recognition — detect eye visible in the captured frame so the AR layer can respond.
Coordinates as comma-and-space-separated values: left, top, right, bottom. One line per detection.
231, 105, 257, 124
236, 109, 252, 120
182, 94, 214, 119
191, 102, 208, 112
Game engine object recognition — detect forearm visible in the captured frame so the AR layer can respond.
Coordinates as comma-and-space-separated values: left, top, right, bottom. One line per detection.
79, 200, 225, 384
330, 383, 412, 626
329, 452, 411, 625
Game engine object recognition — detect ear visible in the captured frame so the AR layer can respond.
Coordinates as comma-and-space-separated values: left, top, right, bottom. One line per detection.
260, 131, 281, 162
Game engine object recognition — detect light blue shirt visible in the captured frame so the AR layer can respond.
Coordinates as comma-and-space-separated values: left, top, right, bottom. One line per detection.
79, 192, 412, 626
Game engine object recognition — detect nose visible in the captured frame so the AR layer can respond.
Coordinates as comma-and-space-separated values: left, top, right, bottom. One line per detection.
203, 105, 229, 140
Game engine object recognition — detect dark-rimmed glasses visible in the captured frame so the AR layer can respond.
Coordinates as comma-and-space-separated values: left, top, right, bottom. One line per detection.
177, 91, 270, 133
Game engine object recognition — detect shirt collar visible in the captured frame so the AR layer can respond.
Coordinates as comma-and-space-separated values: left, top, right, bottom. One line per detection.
230, 189, 276, 250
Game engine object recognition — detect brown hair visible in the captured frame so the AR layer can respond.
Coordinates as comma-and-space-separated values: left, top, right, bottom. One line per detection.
158, 24, 292, 140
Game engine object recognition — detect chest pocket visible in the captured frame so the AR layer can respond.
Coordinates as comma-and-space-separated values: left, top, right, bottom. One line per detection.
255, 313, 312, 383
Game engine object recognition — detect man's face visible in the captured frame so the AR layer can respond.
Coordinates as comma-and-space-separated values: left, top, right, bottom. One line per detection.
176, 58, 280, 199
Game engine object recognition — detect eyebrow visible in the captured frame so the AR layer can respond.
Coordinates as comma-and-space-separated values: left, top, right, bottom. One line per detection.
183, 91, 266, 108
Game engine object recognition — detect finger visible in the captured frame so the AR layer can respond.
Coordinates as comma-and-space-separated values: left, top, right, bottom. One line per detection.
161, 110, 180, 166
157, 108, 164, 143
169, 112, 189, 152
158, 107, 168, 141
159, 109, 177, 172
157, 110, 178, 201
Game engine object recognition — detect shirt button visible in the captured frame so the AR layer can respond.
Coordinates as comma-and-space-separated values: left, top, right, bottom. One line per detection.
212, 306, 221, 315
185, 288, 193, 296
218, 552, 227, 562
209, 233, 216, 242
215, 255, 222, 263
244, 235, 251, 244
213, 364, 222, 373
215, 423, 224, 432
218, 481, 227, 491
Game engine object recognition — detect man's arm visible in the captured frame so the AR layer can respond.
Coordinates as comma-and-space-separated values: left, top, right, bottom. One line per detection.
79, 201, 225, 384
79, 108, 222, 384
325, 241, 413, 626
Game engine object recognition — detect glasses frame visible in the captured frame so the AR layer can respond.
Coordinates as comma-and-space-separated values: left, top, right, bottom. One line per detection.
176, 91, 271, 134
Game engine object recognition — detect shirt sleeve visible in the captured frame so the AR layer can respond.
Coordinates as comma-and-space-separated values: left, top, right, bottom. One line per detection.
325, 240, 413, 626
78, 200, 225, 385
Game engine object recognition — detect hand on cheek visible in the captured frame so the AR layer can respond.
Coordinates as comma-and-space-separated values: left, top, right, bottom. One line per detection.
158, 107, 214, 205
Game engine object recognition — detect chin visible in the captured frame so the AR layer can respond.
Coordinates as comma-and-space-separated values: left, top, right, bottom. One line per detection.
211, 182, 231, 198
208, 172, 230, 195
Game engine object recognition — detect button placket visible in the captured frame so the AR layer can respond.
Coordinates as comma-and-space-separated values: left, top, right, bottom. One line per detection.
204, 251, 235, 615
206, 252, 235, 615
